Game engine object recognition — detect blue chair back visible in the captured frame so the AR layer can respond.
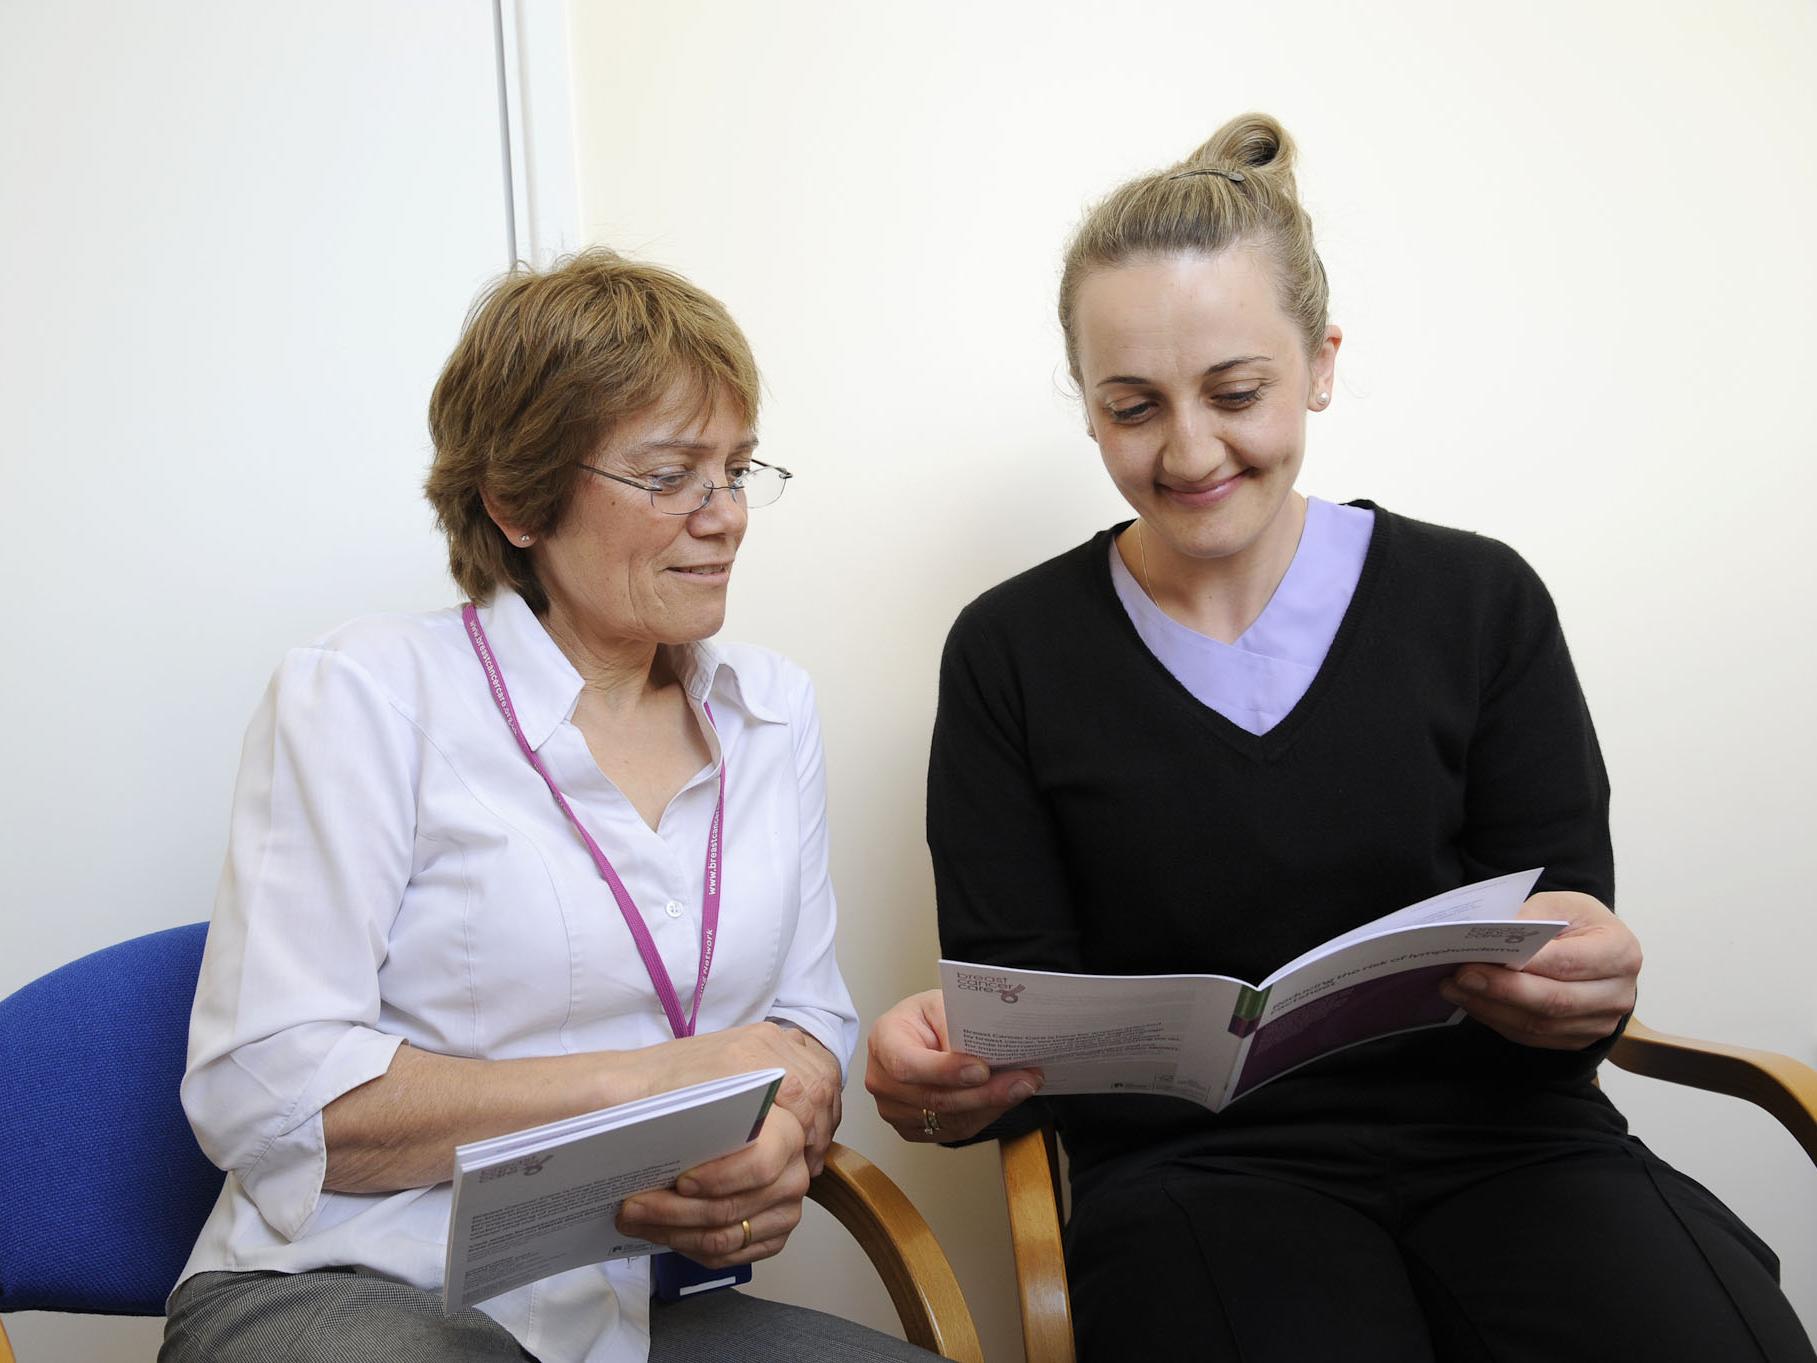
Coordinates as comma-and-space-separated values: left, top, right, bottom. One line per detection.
0, 923, 223, 1315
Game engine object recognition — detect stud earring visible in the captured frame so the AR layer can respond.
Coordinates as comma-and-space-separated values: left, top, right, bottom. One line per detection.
1317, 392, 1330, 406
518, 534, 532, 545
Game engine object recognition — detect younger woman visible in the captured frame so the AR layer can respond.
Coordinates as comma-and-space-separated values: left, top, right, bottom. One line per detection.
866, 115, 1813, 1362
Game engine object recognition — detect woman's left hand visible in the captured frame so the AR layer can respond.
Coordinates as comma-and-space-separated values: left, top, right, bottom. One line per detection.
1438, 891, 1641, 1050
614, 1104, 811, 1269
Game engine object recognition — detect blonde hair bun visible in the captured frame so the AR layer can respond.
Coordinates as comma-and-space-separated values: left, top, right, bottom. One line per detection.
1179, 113, 1300, 199
1058, 111, 1327, 378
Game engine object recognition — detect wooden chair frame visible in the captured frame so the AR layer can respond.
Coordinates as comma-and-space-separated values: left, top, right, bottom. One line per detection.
0, 1140, 981, 1363
996, 1018, 1817, 1363
810, 1141, 984, 1361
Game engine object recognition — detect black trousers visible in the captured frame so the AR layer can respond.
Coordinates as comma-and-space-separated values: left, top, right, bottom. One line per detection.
1065, 1114, 1813, 1362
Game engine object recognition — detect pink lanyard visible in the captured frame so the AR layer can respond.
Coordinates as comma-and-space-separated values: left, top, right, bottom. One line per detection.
462, 604, 723, 1039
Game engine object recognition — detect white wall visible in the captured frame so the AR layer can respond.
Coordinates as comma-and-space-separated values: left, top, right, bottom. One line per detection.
0, 3, 513, 1357
567, 0, 1817, 1355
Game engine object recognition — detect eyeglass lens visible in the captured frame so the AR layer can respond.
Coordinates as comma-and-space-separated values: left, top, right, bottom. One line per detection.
652, 465, 788, 515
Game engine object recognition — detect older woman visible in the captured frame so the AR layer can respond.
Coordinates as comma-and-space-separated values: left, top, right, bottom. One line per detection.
866, 116, 1814, 1361
163, 250, 936, 1363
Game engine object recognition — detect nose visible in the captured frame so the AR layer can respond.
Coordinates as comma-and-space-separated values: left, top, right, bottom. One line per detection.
688, 480, 748, 534
1160, 405, 1229, 481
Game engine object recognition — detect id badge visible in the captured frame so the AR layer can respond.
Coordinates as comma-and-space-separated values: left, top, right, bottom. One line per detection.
651, 1250, 752, 1301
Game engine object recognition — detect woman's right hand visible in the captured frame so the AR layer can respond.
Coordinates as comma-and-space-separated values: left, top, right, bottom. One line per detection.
865, 989, 1042, 1143
616, 1103, 810, 1268
633, 1022, 843, 1175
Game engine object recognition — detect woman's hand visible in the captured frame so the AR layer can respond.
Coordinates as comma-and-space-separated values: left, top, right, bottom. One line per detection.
865, 989, 1042, 1143
615, 1104, 810, 1269
1439, 891, 1641, 1049
633, 1022, 842, 1175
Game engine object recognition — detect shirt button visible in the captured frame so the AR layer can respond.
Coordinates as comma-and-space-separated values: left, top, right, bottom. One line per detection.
664, 900, 684, 919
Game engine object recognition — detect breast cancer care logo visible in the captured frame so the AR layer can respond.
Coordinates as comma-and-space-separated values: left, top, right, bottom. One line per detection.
1466, 924, 1543, 947
475, 1151, 555, 1183
955, 971, 1027, 1004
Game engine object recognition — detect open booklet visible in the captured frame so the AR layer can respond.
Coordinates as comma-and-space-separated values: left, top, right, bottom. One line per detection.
940, 869, 1562, 1111
443, 1068, 785, 1311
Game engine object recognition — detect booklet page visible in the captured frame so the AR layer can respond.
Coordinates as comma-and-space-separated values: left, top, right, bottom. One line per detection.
938, 870, 1564, 1113
443, 1068, 782, 1310
1225, 914, 1564, 1103
938, 961, 1244, 1105
1264, 869, 1543, 981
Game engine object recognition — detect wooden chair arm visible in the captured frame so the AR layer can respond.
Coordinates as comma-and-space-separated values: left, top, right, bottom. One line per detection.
0, 1317, 14, 1363
999, 1125, 1074, 1363
807, 1142, 983, 1363
1609, 1017, 1817, 1167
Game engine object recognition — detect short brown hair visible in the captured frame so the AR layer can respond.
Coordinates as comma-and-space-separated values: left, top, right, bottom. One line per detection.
1059, 113, 1330, 381
424, 247, 760, 612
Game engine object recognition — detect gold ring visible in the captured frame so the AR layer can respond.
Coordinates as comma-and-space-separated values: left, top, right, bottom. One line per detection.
921, 1107, 941, 1137
740, 1217, 753, 1250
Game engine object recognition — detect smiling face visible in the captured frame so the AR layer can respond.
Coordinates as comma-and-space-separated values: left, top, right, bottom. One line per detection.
505, 385, 756, 653
1074, 246, 1340, 574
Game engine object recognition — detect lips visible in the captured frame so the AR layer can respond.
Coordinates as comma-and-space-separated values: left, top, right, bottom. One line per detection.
667, 563, 732, 577
1159, 470, 1248, 506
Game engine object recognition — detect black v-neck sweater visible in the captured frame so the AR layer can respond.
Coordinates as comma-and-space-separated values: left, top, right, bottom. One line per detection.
928, 505, 1623, 1189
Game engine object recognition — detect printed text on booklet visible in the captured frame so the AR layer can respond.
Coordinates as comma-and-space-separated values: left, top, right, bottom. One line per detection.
940, 870, 1560, 1110
442, 1069, 784, 1310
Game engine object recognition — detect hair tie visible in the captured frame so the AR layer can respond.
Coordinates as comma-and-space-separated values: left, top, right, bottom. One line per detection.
1169, 167, 1246, 184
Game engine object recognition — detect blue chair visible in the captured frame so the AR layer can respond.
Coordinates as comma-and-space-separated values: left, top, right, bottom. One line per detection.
0, 926, 985, 1363
0, 923, 222, 1361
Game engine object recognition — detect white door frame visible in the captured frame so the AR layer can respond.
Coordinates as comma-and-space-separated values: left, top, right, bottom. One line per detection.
496, 0, 581, 266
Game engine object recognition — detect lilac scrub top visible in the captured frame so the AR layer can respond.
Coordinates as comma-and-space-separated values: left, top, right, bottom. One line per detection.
1108, 496, 1376, 736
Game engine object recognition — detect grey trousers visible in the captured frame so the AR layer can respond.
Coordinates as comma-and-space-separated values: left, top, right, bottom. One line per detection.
160, 1268, 944, 1363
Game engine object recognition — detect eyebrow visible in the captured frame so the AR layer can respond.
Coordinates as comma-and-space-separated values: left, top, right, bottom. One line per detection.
627, 436, 760, 455
1094, 355, 1273, 388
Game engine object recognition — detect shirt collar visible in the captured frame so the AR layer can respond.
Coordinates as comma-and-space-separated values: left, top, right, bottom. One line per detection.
473, 590, 786, 751
669, 636, 780, 724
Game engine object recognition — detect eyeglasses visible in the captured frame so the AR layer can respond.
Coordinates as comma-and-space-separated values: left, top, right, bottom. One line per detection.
577, 458, 793, 515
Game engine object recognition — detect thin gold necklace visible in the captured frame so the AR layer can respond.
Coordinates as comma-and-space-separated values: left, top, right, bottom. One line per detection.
1134, 519, 1159, 605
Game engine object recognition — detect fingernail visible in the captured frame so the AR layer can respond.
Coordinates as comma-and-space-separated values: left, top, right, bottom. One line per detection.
676, 1176, 700, 1196
1008, 1080, 1036, 1103
621, 1200, 645, 1220
1458, 972, 1486, 994
960, 1064, 989, 1085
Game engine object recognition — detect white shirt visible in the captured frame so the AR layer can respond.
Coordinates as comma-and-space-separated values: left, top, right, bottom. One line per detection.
176, 589, 859, 1363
